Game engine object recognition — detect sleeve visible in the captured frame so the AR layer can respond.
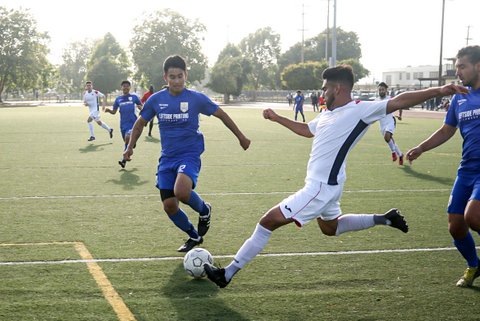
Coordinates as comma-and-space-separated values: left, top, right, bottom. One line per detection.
112, 97, 119, 110
96, 91, 105, 98
134, 95, 142, 105
361, 100, 388, 124
444, 94, 458, 127
307, 115, 320, 135
198, 92, 219, 116
140, 99, 155, 122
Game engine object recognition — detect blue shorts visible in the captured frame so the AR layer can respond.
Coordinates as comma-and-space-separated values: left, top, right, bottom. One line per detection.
120, 128, 132, 140
156, 156, 201, 190
447, 174, 480, 214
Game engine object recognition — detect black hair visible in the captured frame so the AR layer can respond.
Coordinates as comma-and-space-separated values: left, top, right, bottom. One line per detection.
457, 45, 480, 65
163, 55, 187, 73
322, 65, 354, 89
149, 85, 154, 93
121, 80, 131, 86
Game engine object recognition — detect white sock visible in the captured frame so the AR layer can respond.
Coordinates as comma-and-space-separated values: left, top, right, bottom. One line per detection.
335, 214, 376, 236
100, 122, 111, 131
225, 223, 272, 281
394, 144, 403, 157
88, 123, 94, 136
387, 140, 396, 152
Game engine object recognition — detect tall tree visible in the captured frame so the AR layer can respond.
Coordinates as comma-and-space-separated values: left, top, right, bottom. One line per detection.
130, 9, 207, 88
86, 33, 130, 94
207, 44, 251, 103
281, 61, 328, 90
58, 40, 93, 93
0, 7, 50, 102
239, 27, 281, 90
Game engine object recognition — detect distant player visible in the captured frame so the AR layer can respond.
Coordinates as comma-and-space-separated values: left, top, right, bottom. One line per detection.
141, 85, 155, 137
124, 55, 251, 252
376, 82, 404, 165
204, 64, 467, 289
407, 45, 480, 287
104, 80, 143, 168
294, 90, 305, 122
83, 81, 113, 141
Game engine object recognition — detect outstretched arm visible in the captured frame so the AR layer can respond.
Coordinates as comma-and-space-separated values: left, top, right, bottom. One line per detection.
104, 107, 117, 115
123, 116, 148, 161
386, 84, 468, 114
212, 108, 251, 150
263, 108, 313, 138
406, 123, 457, 164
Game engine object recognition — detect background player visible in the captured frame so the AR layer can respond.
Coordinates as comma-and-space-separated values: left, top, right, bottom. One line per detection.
83, 81, 113, 142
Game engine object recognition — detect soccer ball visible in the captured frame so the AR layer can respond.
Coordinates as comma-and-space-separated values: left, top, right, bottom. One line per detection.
183, 248, 214, 279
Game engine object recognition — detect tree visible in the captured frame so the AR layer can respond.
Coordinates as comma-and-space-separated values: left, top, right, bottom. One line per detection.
58, 40, 93, 94
86, 33, 130, 94
281, 61, 328, 90
207, 44, 251, 103
279, 28, 363, 71
130, 9, 207, 88
239, 27, 281, 90
339, 58, 370, 83
0, 7, 50, 102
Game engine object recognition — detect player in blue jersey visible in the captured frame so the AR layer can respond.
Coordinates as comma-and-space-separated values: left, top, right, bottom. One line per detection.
124, 55, 251, 252
293, 90, 305, 122
104, 80, 143, 169
407, 45, 480, 288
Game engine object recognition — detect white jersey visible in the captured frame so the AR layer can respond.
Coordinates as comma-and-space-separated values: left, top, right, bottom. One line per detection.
83, 89, 105, 112
306, 100, 388, 186
376, 96, 395, 133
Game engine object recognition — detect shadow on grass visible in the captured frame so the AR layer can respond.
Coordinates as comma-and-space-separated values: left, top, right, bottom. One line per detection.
144, 135, 160, 144
401, 165, 455, 186
161, 264, 248, 321
78, 142, 113, 153
105, 168, 149, 190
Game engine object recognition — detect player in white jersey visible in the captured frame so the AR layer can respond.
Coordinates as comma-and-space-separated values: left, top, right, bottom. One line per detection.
204, 64, 468, 288
376, 82, 404, 165
83, 81, 113, 142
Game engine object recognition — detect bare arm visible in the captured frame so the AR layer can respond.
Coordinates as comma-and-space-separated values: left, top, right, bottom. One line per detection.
405, 123, 457, 164
263, 108, 313, 138
123, 116, 148, 161
212, 108, 250, 150
104, 107, 117, 115
386, 84, 468, 114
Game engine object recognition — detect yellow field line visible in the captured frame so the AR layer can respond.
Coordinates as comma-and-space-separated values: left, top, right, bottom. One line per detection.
74, 242, 136, 321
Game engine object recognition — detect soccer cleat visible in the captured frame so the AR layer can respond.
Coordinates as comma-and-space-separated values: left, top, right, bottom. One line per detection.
204, 263, 230, 288
384, 208, 408, 233
391, 152, 398, 162
118, 159, 126, 169
198, 203, 212, 237
399, 155, 404, 166
109, 128, 114, 139
456, 265, 480, 287
177, 237, 203, 252
87, 136, 95, 141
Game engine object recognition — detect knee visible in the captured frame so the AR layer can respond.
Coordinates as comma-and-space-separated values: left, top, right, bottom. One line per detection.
163, 198, 179, 215
320, 226, 336, 236
174, 189, 190, 203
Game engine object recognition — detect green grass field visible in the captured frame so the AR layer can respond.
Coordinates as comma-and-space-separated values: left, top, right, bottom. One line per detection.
1, 104, 479, 321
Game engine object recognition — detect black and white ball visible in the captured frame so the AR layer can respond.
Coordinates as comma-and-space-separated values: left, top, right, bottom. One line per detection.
183, 248, 214, 279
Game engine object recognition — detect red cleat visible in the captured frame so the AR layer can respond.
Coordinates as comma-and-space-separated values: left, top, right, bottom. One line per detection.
399, 155, 404, 165
391, 152, 398, 162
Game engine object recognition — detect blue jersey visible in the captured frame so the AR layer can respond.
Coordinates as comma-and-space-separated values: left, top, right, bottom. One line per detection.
445, 87, 480, 175
295, 95, 304, 109
113, 94, 142, 131
140, 88, 219, 158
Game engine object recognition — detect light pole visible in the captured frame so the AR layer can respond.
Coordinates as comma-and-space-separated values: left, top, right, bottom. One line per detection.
331, 0, 337, 67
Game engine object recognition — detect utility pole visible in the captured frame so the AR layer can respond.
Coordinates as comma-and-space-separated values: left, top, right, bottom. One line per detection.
331, 0, 337, 67
466, 25, 472, 45
438, 0, 445, 86
325, 0, 330, 61
300, 3, 306, 63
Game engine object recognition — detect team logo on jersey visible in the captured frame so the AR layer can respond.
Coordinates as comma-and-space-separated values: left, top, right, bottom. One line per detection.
180, 102, 189, 113
128, 96, 132, 101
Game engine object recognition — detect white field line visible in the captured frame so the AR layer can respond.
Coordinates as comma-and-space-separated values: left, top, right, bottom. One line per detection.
0, 246, 470, 266
0, 188, 451, 201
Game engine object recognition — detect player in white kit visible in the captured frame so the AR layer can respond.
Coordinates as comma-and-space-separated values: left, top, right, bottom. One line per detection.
83, 81, 113, 141
204, 65, 468, 288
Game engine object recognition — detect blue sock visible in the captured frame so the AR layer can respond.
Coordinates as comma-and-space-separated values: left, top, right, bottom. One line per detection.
453, 232, 479, 267
187, 191, 209, 216
168, 209, 199, 239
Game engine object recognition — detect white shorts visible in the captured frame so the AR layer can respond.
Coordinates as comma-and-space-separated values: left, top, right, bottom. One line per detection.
379, 114, 395, 135
88, 109, 101, 121
279, 181, 343, 227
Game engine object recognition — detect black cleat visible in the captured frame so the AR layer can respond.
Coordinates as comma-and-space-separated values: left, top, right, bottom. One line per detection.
204, 263, 230, 288
87, 136, 95, 141
118, 160, 126, 169
384, 208, 408, 233
198, 203, 211, 237
177, 237, 203, 252
109, 128, 114, 138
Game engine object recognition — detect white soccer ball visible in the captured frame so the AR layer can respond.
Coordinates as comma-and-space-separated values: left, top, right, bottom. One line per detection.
183, 248, 214, 279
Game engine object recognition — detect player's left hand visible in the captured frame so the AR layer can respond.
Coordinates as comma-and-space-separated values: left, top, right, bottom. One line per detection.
240, 137, 251, 150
